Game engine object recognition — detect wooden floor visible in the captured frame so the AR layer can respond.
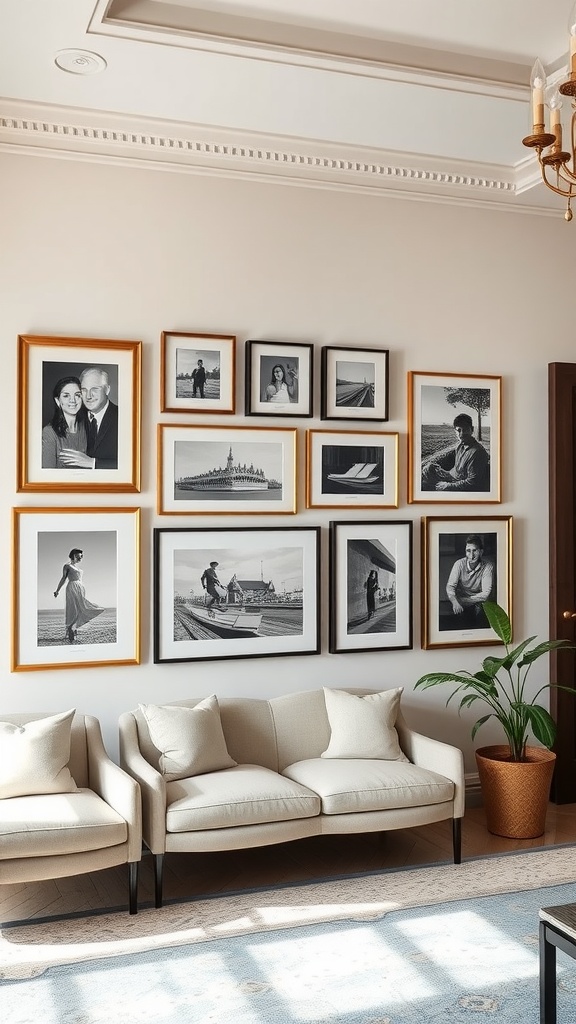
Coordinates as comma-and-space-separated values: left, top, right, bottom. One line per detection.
3, 801, 576, 925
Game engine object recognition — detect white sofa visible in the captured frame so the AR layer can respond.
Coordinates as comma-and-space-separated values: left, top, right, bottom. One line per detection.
119, 688, 465, 907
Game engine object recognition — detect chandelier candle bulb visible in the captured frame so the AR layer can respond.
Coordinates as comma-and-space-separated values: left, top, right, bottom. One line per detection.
530, 59, 546, 129
570, 2, 576, 73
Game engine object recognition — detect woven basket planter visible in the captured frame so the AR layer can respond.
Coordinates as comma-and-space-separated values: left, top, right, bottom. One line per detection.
475, 745, 556, 839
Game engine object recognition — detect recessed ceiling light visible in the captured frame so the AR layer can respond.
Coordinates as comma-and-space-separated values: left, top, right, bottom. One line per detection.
54, 49, 107, 75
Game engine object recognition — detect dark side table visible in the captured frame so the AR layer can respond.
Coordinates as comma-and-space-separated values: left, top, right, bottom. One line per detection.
539, 903, 576, 1023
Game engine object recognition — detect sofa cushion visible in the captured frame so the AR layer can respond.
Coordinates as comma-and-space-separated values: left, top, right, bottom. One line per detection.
0, 789, 128, 858
283, 758, 454, 815
321, 688, 408, 762
0, 710, 78, 800
165, 764, 320, 832
140, 696, 237, 781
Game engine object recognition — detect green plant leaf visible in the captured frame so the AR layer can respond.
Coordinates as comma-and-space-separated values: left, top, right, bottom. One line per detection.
523, 704, 557, 749
414, 672, 475, 690
481, 655, 507, 677
500, 637, 537, 669
519, 639, 576, 666
483, 601, 512, 643
471, 714, 493, 740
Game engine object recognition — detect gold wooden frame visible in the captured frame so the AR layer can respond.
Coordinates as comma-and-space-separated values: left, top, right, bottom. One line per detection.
160, 331, 236, 414
157, 423, 298, 514
306, 429, 399, 509
407, 370, 502, 504
17, 334, 141, 493
421, 514, 513, 650
12, 506, 141, 671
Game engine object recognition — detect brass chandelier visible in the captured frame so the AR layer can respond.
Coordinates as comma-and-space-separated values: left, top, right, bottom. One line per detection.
523, 3, 576, 220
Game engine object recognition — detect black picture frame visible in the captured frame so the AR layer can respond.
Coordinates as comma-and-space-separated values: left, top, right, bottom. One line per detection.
154, 525, 321, 663
329, 519, 413, 654
321, 345, 389, 422
245, 340, 314, 417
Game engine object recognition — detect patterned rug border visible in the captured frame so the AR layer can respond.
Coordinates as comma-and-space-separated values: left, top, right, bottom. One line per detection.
3, 843, 576, 980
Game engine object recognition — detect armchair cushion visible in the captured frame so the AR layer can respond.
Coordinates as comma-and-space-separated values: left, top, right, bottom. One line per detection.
140, 696, 237, 782
321, 688, 408, 762
0, 709, 78, 799
0, 789, 128, 858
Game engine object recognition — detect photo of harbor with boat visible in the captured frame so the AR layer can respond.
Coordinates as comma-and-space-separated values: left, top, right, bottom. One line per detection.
172, 545, 304, 642
321, 443, 384, 496
174, 440, 283, 502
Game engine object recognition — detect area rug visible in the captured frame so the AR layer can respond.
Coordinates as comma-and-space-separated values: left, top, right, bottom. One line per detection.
3, 847, 576, 1022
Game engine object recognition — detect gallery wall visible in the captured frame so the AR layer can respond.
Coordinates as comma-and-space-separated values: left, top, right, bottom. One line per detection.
2, 149, 575, 771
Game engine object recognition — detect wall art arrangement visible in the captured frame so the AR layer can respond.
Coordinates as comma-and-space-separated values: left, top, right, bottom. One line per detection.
17, 334, 141, 493
329, 520, 413, 654
153, 526, 320, 663
407, 370, 501, 504
14, 323, 512, 667
306, 429, 399, 509
161, 331, 235, 414
158, 424, 297, 514
421, 515, 513, 650
12, 506, 141, 671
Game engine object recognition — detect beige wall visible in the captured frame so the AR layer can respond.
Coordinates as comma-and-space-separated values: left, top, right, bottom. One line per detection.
2, 150, 575, 769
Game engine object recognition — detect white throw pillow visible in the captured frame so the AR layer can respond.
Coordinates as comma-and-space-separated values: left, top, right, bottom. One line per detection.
140, 696, 237, 781
321, 688, 408, 761
0, 709, 78, 799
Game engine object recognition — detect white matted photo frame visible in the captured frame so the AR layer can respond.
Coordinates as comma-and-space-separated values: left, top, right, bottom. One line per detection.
329, 520, 413, 654
17, 334, 141, 493
160, 331, 235, 413
158, 424, 297, 514
408, 370, 502, 504
12, 507, 141, 671
421, 515, 513, 650
306, 429, 399, 509
321, 345, 389, 422
245, 340, 313, 417
154, 526, 320, 663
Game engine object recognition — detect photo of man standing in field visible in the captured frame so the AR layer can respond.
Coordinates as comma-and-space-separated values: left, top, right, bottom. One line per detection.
420, 385, 491, 493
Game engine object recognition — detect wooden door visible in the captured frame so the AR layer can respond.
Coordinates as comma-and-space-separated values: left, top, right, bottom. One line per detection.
548, 363, 576, 802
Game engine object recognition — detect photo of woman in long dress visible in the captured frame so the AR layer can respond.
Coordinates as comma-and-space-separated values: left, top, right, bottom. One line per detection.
41, 376, 88, 468
53, 548, 104, 643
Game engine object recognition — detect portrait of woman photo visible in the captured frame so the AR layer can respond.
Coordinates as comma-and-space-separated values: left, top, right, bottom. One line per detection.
259, 357, 299, 404
53, 548, 104, 644
41, 376, 88, 469
41, 360, 119, 470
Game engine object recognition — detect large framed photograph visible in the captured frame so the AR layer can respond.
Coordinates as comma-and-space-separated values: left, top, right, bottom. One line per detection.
18, 334, 141, 493
160, 331, 235, 414
329, 520, 413, 654
245, 340, 313, 417
12, 507, 141, 671
154, 526, 320, 663
306, 429, 399, 509
158, 424, 297, 514
421, 515, 513, 650
408, 370, 501, 503
321, 346, 389, 421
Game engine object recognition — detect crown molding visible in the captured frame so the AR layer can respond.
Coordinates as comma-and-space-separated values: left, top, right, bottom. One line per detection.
0, 99, 558, 216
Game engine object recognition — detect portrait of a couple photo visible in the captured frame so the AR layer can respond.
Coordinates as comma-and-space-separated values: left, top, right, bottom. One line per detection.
41, 361, 119, 471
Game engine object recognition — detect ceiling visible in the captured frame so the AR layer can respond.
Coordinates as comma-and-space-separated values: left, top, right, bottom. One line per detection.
0, 0, 573, 214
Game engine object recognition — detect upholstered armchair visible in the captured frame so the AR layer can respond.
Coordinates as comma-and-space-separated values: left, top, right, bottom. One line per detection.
0, 711, 142, 914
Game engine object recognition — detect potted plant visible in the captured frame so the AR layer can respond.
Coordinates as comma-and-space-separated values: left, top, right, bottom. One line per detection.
414, 601, 574, 839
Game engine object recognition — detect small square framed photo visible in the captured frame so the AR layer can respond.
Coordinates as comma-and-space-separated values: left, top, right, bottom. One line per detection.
245, 340, 313, 417
18, 334, 141, 493
421, 515, 513, 650
160, 331, 235, 414
158, 424, 297, 514
306, 430, 399, 509
154, 526, 320, 663
329, 520, 413, 654
12, 507, 141, 671
321, 346, 389, 421
408, 370, 502, 503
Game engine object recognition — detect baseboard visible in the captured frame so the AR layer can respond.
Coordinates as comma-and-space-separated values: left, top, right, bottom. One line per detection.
465, 772, 483, 807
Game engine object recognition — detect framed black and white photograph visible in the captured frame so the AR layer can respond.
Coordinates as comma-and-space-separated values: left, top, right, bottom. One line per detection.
321, 346, 389, 422
245, 340, 313, 417
154, 526, 320, 663
306, 429, 399, 509
17, 334, 141, 493
161, 331, 235, 414
158, 424, 297, 514
329, 520, 413, 654
408, 371, 502, 504
12, 507, 141, 671
421, 515, 513, 650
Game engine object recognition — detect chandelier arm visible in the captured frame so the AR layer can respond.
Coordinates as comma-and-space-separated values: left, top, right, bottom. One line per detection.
540, 163, 576, 198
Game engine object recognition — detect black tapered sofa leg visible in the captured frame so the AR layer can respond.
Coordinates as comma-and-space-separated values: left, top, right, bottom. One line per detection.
154, 853, 164, 908
128, 861, 139, 914
452, 817, 462, 864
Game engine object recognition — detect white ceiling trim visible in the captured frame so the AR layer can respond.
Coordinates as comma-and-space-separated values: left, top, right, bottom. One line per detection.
0, 100, 558, 217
